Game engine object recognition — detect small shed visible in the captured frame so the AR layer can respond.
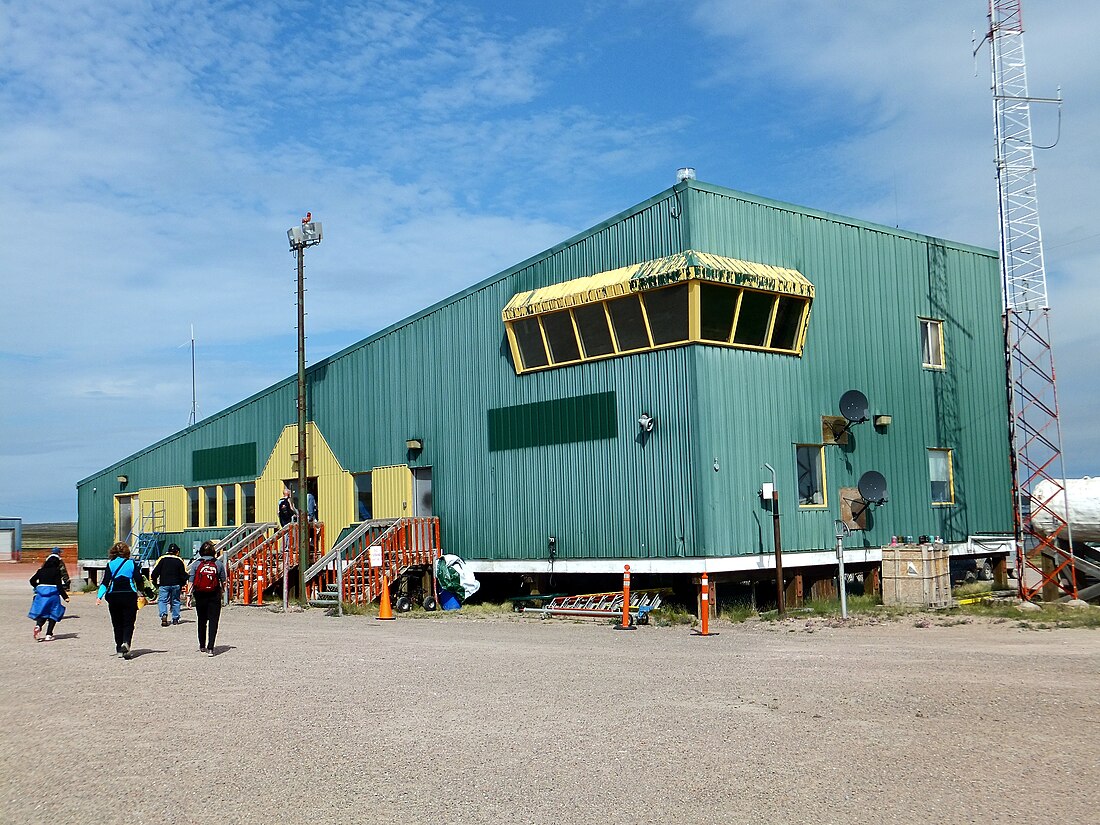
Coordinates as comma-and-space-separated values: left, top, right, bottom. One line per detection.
0, 518, 22, 561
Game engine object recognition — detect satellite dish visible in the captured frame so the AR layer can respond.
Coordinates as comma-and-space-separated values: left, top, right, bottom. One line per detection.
857, 470, 889, 505
839, 390, 870, 424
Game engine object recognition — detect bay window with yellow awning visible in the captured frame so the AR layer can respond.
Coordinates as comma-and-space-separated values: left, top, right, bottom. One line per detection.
502, 250, 814, 374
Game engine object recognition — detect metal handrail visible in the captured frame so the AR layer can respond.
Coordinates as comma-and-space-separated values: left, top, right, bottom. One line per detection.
224, 524, 280, 570
303, 519, 395, 581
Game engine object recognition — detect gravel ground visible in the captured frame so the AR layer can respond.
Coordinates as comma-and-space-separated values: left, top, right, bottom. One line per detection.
1, 564, 1098, 825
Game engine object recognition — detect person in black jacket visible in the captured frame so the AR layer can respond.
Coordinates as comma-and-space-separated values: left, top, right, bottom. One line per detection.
96, 542, 144, 659
151, 543, 188, 627
29, 554, 69, 641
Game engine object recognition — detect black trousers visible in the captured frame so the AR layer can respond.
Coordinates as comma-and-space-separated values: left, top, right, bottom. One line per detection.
105, 591, 138, 649
194, 592, 222, 650
35, 617, 57, 634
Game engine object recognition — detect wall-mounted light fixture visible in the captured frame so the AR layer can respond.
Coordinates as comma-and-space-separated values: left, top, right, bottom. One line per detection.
116, 474, 128, 486
406, 438, 423, 451
873, 414, 893, 429
638, 414, 656, 433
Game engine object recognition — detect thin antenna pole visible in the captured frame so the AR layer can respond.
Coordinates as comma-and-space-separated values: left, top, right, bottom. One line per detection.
189, 323, 197, 427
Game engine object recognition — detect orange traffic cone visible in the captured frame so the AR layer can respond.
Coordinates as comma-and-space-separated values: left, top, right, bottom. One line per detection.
376, 574, 395, 621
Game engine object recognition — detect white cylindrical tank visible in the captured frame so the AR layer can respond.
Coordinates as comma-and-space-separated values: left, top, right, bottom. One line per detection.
1030, 477, 1100, 542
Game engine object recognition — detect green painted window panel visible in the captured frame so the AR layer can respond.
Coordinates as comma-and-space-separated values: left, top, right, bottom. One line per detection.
488, 392, 618, 452
192, 442, 257, 483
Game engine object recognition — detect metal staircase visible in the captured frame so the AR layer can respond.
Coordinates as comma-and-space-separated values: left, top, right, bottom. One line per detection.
306, 517, 441, 609
135, 500, 167, 564
220, 521, 324, 604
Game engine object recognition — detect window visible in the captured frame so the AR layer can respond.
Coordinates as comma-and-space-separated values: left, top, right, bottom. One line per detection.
355, 473, 373, 521
512, 316, 548, 369
241, 482, 256, 523
796, 445, 826, 507
187, 487, 200, 528
606, 295, 650, 351
541, 310, 581, 364
733, 291, 775, 347
920, 318, 944, 368
699, 283, 738, 342
222, 485, 236, 527
204, 486, 217, 527
574, 303, 615, 357
929, 449, 954, 505
642, 283, 689, 345
502, 252, 815, 374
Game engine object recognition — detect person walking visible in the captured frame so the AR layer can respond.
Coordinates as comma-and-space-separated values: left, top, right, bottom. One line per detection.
97, 542, 143, 659
47, 547, 72, 591
278, 487, 297, 528
186, 540, 226, 656
29, 554, 69, 641
151, 543, 188, 626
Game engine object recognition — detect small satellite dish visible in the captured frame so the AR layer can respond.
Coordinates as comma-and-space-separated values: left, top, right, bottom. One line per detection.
839, 390, 870, 424
857, 470, 889, 505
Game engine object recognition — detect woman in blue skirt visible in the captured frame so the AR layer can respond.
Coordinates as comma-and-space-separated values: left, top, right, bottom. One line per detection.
29, 554, 69, 641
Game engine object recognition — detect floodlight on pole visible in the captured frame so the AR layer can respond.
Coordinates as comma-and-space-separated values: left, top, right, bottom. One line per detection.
288, 212, 323, 601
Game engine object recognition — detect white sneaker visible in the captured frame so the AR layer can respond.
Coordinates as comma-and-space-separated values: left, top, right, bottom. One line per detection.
33, 625, 41, 641
44, 635, 55, 642
121, 642, 132, 660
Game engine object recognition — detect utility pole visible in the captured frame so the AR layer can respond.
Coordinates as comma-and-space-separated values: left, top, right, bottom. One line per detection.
287, 213, 323, 600
982, 1, 1076, 600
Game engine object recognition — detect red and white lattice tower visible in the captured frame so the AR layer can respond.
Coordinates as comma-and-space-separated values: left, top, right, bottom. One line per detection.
987, 1, 1076, 600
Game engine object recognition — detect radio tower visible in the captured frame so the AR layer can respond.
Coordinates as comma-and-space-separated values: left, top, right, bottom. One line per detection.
986, 1, 1076, 600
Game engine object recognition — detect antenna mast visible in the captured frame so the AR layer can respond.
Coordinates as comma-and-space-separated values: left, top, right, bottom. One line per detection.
189, 324, 198, 427
986, 0, 1076, 600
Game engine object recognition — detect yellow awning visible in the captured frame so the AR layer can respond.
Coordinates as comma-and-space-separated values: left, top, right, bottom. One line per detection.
502, 250, 813, 320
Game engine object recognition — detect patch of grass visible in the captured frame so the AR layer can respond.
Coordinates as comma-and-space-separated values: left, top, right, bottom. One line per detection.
81, 582, 99, 593
952, 581, 994, 598
648, 604, 697, 627
803, 593, 880, 617
719, 602, 758, 624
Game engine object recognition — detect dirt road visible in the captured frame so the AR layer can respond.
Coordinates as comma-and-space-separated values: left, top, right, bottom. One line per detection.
1, 564, 1097, 824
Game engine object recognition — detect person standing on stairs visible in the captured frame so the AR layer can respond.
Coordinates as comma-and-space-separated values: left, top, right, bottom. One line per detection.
186, 540, 226, 656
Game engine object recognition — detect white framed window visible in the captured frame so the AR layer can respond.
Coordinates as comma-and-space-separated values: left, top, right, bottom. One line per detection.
796, 445, 827, 507
919, 318, 945, 369
928, 448, 954, 505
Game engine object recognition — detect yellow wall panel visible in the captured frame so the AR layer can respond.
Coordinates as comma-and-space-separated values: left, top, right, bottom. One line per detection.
255, 423, 353, 554
138, 486, 188, 533
372, 464, 413, 519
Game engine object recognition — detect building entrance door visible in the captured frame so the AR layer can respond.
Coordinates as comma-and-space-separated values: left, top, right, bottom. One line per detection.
412, 467, 433, 517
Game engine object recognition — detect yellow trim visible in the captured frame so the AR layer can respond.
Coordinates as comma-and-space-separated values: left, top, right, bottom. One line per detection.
502, 250, 813, 320
928, 448, 955, 505
796, 444, 829, 509
687, 280, 701, 341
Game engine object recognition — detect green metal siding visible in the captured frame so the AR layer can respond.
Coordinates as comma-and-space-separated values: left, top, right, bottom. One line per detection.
192, 443, 257, 483
684, 186, 1012, 555
77, 180, 1011, 564
488, 392, 618, 452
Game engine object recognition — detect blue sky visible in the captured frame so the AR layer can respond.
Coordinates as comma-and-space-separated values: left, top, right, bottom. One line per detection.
3, 0, 1098, 523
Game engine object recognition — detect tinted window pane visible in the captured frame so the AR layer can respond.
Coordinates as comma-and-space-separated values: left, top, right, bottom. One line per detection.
732, 291, 775, 346
700, 284, 738, 342
541, 310, 581, 363
241, 482, 256, 523
770, 297, 804, 351
512, 317, 548, 369
797, 446, 825, 506
574, 303, 615, 357
355, 473, 373, 520
607, 295, 650, 351
205, 487, 217, 527
188, 488, 199, 528
222, 485, 236, 527
642, 284, 689, 345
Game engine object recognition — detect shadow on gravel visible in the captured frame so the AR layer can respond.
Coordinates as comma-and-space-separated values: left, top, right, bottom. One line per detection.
208, 645, 236, 657
129, 649, 168, 659
49, 632, 79, 641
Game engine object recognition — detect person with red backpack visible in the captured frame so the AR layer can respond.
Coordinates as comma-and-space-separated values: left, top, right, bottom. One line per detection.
186, 540, 226, 657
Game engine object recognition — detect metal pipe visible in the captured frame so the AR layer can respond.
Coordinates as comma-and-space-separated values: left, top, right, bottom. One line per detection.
834, 520, 849, 620
297, 244, 308, 601
764, 463, 784, 616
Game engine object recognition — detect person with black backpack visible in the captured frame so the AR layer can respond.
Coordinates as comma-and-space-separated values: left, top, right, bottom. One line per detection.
186, 540, 226, 657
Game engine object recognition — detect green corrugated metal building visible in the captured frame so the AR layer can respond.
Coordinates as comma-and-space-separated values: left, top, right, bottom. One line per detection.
77, 179, 1012, 581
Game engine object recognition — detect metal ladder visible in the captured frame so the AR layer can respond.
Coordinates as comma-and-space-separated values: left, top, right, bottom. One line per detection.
522, 589, 666, 624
